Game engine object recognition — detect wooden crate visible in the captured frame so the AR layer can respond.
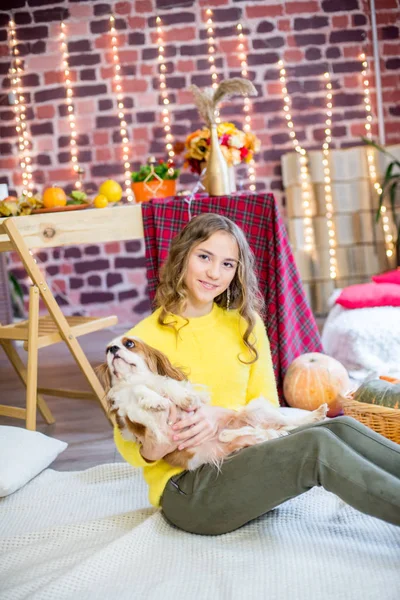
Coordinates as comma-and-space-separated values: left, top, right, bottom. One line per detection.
282, 144, 396, 315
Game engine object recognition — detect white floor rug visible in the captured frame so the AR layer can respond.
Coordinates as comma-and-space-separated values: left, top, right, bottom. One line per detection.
0, 463, 399, 600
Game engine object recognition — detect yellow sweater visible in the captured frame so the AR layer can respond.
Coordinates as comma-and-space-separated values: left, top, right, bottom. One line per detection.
114, 303, 279, 507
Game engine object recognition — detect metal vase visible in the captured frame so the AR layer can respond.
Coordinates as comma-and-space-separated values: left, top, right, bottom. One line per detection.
204, 124, 231, 196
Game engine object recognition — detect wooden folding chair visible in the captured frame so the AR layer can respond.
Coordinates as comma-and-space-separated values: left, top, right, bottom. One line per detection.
0, 217, 119, 430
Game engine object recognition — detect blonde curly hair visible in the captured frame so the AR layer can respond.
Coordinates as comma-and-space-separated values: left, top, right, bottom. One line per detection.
155, 213, 264, 364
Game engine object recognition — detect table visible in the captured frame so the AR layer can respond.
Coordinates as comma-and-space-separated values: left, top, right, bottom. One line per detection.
0, 204, 144, 253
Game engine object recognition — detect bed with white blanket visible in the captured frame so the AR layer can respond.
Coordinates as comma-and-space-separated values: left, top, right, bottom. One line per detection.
321, 301, 400, 385
0, 463, 399, 600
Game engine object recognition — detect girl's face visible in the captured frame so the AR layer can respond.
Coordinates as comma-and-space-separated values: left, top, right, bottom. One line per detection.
183, 231, 239, 316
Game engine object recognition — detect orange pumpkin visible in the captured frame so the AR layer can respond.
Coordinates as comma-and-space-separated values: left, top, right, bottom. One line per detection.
283, 352, 350, 417
42, 187, 67, 208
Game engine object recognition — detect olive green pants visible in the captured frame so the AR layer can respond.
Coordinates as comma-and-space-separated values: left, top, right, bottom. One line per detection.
161, 416, 400, 535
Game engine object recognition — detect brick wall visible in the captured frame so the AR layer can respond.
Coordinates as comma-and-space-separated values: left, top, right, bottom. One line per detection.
0, 0, 399, 325
6, 238, 151, 322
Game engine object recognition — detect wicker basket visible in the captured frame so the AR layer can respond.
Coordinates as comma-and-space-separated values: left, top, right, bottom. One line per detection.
341, 398, 400, 444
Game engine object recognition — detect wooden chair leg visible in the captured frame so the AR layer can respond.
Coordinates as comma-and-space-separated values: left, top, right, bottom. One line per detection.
65, 336, 112, 424
26, 285, 40, 430
37, 395, 55, 425
0, 339, 55, 425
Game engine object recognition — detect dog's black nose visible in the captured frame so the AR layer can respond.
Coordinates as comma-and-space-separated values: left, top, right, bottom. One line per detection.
107, 345, 120, 355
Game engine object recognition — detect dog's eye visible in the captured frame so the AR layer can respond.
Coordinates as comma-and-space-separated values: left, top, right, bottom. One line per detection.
124, 339, 135, 349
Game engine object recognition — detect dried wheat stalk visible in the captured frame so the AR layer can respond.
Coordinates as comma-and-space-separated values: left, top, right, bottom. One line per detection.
190, 77, 258, 127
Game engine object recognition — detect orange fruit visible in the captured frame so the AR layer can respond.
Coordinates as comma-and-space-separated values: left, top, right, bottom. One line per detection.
93, 194, 109, 209
99, 180, 123, 203
42, 187, 67, 208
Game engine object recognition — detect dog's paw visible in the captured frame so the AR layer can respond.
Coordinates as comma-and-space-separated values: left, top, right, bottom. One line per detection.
312, 403, 328, 421
139, 396, 170, 411
219, 426, 259, 443
265, 428, 288, 439
107, 396, 116, 412
185, 386, 210, 409
107, 389, 117, 403
154, 400, 170, 411
218, 429, 235, 443
180, 393, 204, 411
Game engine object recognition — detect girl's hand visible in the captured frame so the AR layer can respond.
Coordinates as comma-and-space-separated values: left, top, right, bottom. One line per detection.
171, 405, 235, 450
139, 403, 183, 462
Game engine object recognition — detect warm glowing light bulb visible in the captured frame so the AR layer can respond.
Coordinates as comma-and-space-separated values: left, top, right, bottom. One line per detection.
8, 19, 33, 197
361, 53, 394, 259
279, 58, 315, 254
156, 16, 175, 161
205, 9, 219, 125
322, 72, 338, 278
107, 15, 132, 200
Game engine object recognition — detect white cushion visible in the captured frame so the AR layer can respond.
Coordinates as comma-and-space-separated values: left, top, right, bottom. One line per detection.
0, 426, 67, 497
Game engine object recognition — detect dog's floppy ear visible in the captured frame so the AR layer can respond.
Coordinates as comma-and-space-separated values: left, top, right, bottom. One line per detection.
148, 347, 187, 381
95, 362, 112, 393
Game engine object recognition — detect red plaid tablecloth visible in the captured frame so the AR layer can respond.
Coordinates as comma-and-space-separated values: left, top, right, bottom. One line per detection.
141, 193, 322, 403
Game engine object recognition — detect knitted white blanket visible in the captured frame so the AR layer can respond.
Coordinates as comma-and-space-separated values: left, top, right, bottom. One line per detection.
0, 463, 399, 600
322, 303, 400, 383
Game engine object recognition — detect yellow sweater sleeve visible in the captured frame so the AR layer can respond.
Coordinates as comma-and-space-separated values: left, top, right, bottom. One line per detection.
246, 314, 279, 407
113, 427, 160, 469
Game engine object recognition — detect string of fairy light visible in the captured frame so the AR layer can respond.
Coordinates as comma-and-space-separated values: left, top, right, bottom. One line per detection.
156, 16, 174, 161
360, 52, 394, 259
278, 59, 315, 254
205, 9, 218, 90
205, 8, 220, 124
236, 22, 256, 192
7, 18, 393, 272
322, 71, 338, 280
109, 15, 134, 201
59, 21, 82, 189
8, 19, 33, 198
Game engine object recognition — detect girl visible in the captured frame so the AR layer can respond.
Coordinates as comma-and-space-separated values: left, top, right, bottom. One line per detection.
115, 213, 400, 534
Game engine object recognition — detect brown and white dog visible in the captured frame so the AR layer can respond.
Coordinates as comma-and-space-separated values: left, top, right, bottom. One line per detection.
97, 336, 328, 471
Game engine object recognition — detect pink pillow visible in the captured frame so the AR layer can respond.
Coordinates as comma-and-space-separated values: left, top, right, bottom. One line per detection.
372, 269, 400, 285
336, 282, 400, 309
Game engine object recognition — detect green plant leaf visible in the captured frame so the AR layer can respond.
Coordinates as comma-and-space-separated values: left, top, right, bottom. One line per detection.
362, 137, 400, 166
67, 198, 87, 205
384, 160, 394, 181
380, 161, 395, 198
397, 221, 400, 267
362, 136, 383, 151
8, 273, 24, 301
364, 138, 400, 251
375, 189, 384, 223
380, 174, 400, 191
389, 181, 398, 225
131, 162, 180, 182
